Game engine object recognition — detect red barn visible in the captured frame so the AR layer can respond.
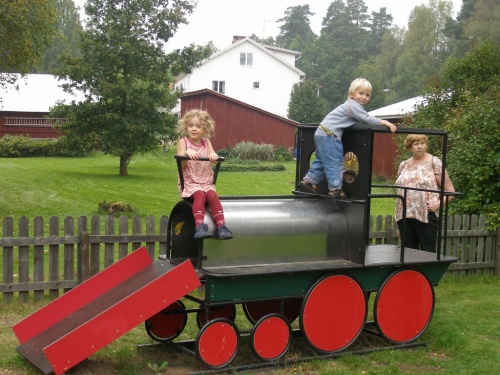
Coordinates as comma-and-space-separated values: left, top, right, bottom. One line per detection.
179, 89, 299, 152
0, 74, 84, 138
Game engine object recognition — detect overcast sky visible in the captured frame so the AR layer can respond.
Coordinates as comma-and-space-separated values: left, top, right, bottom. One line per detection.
73, 0, 462, 52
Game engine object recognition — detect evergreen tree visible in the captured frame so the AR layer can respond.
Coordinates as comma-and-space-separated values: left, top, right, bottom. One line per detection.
276, 5, 316, 51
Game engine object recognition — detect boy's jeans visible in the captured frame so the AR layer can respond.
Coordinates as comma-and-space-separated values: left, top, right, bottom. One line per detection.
304, 134, 343, 190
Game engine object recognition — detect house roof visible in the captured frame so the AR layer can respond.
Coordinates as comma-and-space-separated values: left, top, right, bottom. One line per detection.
175, 37, 305, 81
0, 74, 85, 113
369, 96, 426, 119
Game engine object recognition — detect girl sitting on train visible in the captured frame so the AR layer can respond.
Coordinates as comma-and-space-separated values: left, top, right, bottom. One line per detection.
176, 109, 233, 240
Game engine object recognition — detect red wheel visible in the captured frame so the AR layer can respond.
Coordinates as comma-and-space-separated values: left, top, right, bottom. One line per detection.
250, 314, 292, 362
375, 269, 434, 343
196, 304, 236, 328
243, 297, 303, 324
144, 300, 187, 342
300, 274, 366, 353
195, 318, 239, 369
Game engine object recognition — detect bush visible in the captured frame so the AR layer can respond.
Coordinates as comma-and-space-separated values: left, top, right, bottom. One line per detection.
229, 141, 274, 161
219, 164, 286, 172
0, 135, 91, 157
225, 142, 292, 162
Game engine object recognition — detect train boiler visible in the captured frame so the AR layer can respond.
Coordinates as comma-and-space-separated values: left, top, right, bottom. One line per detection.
144, 124, 458, 369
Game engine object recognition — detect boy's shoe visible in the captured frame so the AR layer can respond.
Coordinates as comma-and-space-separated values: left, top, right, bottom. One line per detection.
328, 189, 347, 199
218, 226, 233, 240
299, 180, 320, 194
194, 224, 213, 239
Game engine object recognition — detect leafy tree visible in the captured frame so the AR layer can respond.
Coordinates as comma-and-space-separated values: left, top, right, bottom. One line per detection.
392, 0, 454, 100
51, 0, 213, 175
406, 40, 500, 228
0, 0, 56, 88
463, 0, 500, 45
38, 0, 83, 73
288, 81, 329, 123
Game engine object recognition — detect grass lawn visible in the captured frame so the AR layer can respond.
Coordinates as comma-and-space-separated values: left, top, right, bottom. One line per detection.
1, 275, 498, 374
0, 148, 395, 224
6, 150, 491, 374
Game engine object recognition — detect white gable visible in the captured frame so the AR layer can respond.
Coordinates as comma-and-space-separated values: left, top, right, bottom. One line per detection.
0, 74, 85, 113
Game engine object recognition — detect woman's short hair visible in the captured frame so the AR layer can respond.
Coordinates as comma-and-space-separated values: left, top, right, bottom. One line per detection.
348, 78, 372, 96
404, 134, 428, 150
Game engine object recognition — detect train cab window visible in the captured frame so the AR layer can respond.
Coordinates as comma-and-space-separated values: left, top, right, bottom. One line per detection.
343, 152, 359, 183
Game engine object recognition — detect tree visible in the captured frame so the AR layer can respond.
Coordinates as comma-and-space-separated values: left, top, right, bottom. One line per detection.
406, 40, 500, 229
392, 0, 454, 99
0, 0, 56, 88
38, 0, 83, 73
51, 0, 213, 175
463, 0, 500, 45
288, 81, 329, 123
276, 5, 316, 51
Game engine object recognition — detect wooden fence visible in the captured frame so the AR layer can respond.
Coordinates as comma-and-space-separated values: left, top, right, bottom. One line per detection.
1, 214, 499, 303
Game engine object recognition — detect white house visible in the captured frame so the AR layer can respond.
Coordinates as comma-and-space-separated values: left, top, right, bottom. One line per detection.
174, 36, 305, 118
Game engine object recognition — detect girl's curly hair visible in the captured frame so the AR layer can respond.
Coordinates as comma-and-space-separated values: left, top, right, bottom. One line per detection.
177, 109, 216, 138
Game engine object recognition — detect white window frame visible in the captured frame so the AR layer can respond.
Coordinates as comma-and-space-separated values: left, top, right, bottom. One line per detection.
212, 80, 225, 94
240, 52, 253, 66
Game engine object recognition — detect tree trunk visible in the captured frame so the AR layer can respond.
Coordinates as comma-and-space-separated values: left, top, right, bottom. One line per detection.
119, 153, 130, 176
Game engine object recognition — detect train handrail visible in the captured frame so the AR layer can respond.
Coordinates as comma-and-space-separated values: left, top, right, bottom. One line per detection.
174, 154, 225, 192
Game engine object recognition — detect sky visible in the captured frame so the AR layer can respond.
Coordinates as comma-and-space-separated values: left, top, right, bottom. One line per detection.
73, 0, 463, 52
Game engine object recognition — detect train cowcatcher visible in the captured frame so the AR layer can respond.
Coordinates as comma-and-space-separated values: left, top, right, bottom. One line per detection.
13, 124, 458, 374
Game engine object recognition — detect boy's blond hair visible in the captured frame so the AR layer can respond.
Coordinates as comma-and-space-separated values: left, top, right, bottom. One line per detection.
177, 109, 216, 138
348, 78, 372, 97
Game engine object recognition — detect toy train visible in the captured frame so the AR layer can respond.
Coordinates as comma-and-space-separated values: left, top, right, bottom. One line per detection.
144, 124, 458, 369
13, 124, 457, 374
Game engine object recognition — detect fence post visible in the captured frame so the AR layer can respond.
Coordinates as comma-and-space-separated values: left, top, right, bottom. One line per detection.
77, 232, 90, 283
495, 228, 500, 276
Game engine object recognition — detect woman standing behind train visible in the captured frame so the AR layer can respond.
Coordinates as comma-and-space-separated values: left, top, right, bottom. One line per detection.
177, 109, 233, 240
395, 134, 455, 252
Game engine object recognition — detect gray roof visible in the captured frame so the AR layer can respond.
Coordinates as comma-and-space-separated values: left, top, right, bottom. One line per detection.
369, 96, 426, 119
0, 74, 85, 113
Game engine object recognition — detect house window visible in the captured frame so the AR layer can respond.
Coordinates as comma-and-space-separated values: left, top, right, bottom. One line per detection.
240, 52, 253, 66
253, 82, 260, 89
212, 80, 225, 94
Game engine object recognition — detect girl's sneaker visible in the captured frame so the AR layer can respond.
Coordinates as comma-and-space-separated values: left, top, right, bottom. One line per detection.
194, 224, 213, 239
218, 226, 233, 240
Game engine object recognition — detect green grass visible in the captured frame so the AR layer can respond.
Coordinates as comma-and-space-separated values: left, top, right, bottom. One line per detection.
1, 152, 498, 374
0, 149, 395, 224
1, 275, 498, 374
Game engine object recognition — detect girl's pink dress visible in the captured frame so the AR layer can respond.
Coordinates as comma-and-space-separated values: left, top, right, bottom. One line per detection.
178, 137, 216, 198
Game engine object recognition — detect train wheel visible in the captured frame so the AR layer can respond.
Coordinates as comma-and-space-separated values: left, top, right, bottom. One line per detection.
374, 269, 434, 344
242, 297, 303, 324
300, 274, 366, 353
196, 304, 236, 329
195, 318, 239, 369
250, 313, 292, 362
144, 300, 187, 342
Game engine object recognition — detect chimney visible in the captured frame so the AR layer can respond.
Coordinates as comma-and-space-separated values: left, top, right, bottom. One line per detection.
232, 35, 246, 44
